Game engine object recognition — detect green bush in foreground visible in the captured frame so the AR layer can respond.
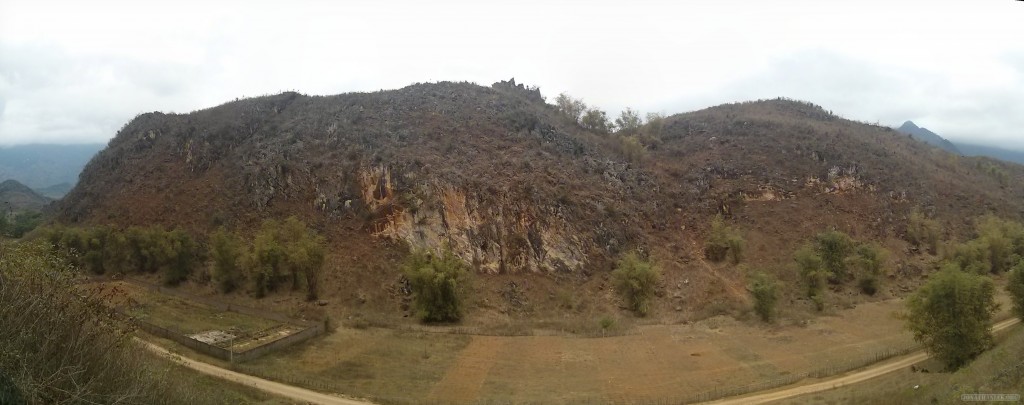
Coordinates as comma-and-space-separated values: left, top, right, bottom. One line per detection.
905, 263, 998, 370
612, 252, 660, 317
0, 241, 260, 404
403, 248, 469, 322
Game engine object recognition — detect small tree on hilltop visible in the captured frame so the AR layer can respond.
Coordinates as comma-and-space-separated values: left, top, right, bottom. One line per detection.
612, 252, 660, 317
905, 263, 998, 370
580, 108, 612, 134
614, 107, 643, 135
555, 93, 587, 124
403, 248, 469, 322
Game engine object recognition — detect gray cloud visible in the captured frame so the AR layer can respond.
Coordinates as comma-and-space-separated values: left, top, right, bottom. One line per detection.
1, 0, 1022, 152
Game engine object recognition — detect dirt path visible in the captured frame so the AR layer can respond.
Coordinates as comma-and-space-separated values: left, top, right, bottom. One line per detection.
426, 335, 506, 403
137, 339, 375, 405
701, 317, 1021, 405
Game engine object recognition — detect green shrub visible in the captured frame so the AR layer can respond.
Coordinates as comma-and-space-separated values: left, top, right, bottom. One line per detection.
0, 241, 265, 404
816, 230, 853, 283
795, 244, 826, 299
850, 243, 888, 295
907, 209, 941, 254
599, 316, 616, 332
705, 215, 744, 264
403, 248, 469, 322
750, 272, 778, 323
612, 252, 660, 316
905, 263, 998, 370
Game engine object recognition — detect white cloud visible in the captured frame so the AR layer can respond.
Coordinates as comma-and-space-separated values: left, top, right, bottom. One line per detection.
0, 0, 1022, 149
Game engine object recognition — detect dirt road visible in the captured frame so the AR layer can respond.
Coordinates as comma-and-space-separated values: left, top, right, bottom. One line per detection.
702, 317, 1021, 405
138, 339, 375, 405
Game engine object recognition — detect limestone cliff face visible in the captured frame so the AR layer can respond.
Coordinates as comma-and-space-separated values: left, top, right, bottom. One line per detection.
342, 165, 588, 274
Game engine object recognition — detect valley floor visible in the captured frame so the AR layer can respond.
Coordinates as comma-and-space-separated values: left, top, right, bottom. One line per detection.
141, 290, 1014, 405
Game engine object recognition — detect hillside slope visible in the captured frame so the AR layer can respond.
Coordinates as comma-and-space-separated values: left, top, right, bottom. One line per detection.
55, 83, 1024, 319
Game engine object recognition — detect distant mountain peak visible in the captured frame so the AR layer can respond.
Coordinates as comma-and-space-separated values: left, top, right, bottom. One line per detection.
895, 120, 960, 154
898, 121, 920, 131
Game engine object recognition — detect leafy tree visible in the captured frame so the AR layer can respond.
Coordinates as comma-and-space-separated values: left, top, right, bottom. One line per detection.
210, 227, 243, 293
612, 252, 660, 316
614, 107, 643, 135
580, 108, 611, 134
705, 214, 744, 264
905, 264, 998, 370
554, 93, 586, 123
750, 272, 778, 322
402, 248, 469, 322
247, 217, 325, 300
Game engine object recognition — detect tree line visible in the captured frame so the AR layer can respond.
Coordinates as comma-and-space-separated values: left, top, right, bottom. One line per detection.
40, 216, 325, 300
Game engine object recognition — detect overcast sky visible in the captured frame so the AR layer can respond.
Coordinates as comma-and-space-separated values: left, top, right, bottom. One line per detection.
1, 0, 1022, 149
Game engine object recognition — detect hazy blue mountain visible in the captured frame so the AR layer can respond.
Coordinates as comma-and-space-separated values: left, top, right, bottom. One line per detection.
34, 182, 75, 199
0, 143, 105, 191
896, 121, 961, 154
0, 179, 52, 212
953, 142, 1024, 165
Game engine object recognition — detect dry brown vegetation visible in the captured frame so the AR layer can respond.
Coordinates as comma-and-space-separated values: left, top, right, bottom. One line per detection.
49, 81, 1024, 329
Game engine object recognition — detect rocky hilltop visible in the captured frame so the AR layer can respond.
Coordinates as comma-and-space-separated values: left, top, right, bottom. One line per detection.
57, 82, 1024, 294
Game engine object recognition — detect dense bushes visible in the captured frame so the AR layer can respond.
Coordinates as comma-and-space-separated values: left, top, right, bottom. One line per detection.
247, 218, 325, 300
44, 225, 198, 286
794, 230, 888, 309
947, 215, 1024, 275
402, 248, 469, 322
41, 217, 326, 299
0, 211, 43, 238
704, 215, 744, 264
905, 263, 998, 370
612, 252, 661, 317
